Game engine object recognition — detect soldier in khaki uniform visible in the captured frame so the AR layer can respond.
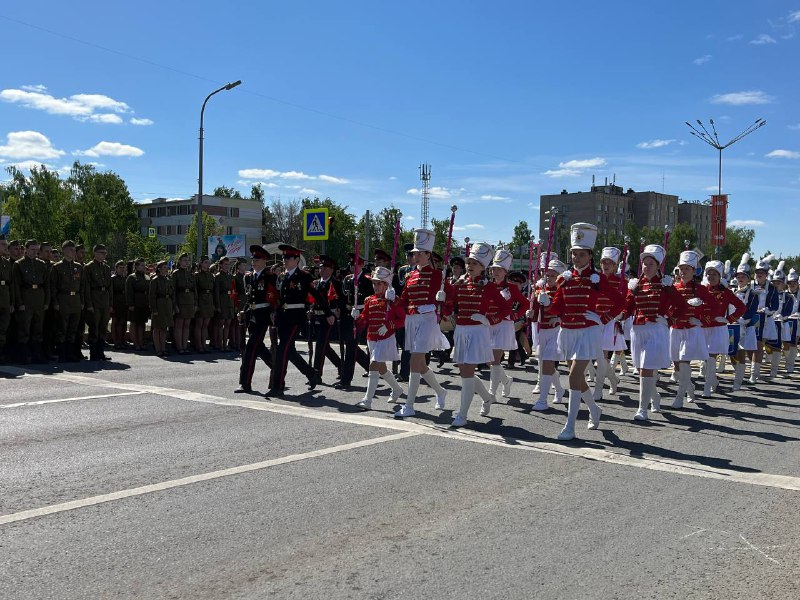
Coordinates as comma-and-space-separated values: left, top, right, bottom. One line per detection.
83, 244, 113, 361
50, 240, 84, 362
0, 237, 14, 363
12, 239, 50, 363
73, 243, 88, 359
172, 253, 196, 354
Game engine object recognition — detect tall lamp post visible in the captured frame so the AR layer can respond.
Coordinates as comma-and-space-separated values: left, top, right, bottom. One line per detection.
685, 117, 765, 257
197, 80, 242, 260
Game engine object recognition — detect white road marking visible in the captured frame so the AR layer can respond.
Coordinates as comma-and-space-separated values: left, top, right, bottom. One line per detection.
739, 534, 782, 565
681, 528, 707, 539
1, 391, 147, 409
3, 366, 800, 492
0, 431, 420, 526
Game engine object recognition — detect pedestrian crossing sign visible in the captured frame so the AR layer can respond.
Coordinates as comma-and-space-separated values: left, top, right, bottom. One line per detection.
148, 227, 156, 238
303, 208, 329, 241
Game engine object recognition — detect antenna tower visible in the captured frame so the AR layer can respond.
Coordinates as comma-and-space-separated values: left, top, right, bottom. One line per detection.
419, 163, 431, 228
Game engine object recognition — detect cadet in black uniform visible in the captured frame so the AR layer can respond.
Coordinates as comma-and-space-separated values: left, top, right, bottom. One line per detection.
237, 245, 279, 393
0, 237, 14, 363
311, 254, 342, 380
337, 253, 373, 389
395, 243, 416, 381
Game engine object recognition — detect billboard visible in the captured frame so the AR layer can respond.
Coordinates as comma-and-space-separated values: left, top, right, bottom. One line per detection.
208, 234, 246, 260
710, 195, 728, 247
1, 215, 9, 236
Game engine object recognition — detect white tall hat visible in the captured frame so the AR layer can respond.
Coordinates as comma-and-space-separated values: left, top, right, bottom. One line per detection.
570, 223, 598, 251
772, 260, 786, 280
787, 268, 798, 282
372, 266, 393, 285
755, 253, 774, 272
679, 250, 700, 269
640, 244, 665, 266
704, 260, 724, 276
736, 253, 751, 275
490, 249, 513, 270
539, 252, 558, 269
411, 228, 435, 253
548, 259, 567, 274
469, 242, 493, 268
600, 247, 621, 263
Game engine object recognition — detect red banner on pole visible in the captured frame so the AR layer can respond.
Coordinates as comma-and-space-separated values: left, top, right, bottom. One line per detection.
711, 194, 728, 246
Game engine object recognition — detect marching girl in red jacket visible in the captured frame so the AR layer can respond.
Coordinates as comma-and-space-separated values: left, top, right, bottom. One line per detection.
487, 248, 528, 400
593, 246, 627, 401
449, 243, 511, 427
529, 258, 567, 411
624, 245, 687, 421
701, 260, 746, 397
545, 223, 625, 441
355, 266, 406, 410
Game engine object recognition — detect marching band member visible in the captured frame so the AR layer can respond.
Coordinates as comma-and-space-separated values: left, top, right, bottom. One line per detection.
767, 262, 792, 378
449, 243, 510, 426
593, 246, 626, 400
355, 266, 405, 409
731, 255, 759, 390
751, 254, 779, 383
625, 245, 686, 421
785, 269, 800, 373
530, 253, 566, 403
395, 229, 449, 418
700, 260, 746, 396
669, 251, 719, 408
488, 249, 527, 399
529, 258, 566, 411
507, 270, 532, 367
547, 223, 624, 440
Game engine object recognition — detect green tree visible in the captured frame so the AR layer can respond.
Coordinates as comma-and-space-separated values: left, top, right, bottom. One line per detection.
2, 164, 70, 243
212, 185, 242, 199
302, 197, 358, 266
126, 231, 169, 264
181, 212, 224, 258
510, 220, 533, 258
715, 226, 755, 266
250, 183, 264, 203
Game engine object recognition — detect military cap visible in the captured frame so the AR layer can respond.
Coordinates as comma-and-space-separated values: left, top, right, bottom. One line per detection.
62, 240, 76, 250
93, 244, 107, 252
403, 242, 414, 254
318, 254, 337, 269
347, 252, 365, 266
25, 239, 39, 248
250, 244, 269, 259
278, 243, 303, 257
373, 248, 391, 262
8, 239, 19, 248
200, 255, 210, 262
508, 270, 528, 283
177, 252, 189, 260
449, 256, 465, 268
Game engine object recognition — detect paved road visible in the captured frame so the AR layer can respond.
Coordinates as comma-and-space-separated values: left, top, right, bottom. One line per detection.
2, 348, 799, 599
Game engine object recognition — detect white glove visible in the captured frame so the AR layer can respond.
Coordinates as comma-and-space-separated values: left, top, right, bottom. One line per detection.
628, 278, 639, 291
417, 304, 436, 314
774, 314, 783, 322
790, 312, 800, 320
737, 317, 746, 325
560, 271, 573, 281
525, 309, 536, 320
583, 311, 602, 325
714, 316, 729, 324
656, 316, 669, 327
687, 297, 703, 307
536, 278, 545, 288
377, 324, 388, 336
470, 313, 490, 326
435, 289, 446, 302
537, 292, 551, 306
350, 308, 360, 319
385, 287, 396, 301
662, 275, 674, 286
689, 317, 703, 327
500, 288, 511, 300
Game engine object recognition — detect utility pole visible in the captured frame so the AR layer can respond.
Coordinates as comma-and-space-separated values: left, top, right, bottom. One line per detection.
419, 163, 431, 229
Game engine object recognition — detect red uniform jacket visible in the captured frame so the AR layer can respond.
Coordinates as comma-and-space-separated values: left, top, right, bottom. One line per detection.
399, 264, 443, 314
624, 276, 687, 325
550, 266, 624, 329
702, 284, 747, 327
445, 277, 510, 326
671, 279, 719, 329
530, 282, 561, 330
357, 295, 405, 341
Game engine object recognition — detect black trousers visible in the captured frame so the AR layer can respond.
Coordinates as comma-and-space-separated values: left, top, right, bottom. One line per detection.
312, 316, 342, 377
239, 309, 273, 388
339, 314, 370, 384
271, 315, 314, 390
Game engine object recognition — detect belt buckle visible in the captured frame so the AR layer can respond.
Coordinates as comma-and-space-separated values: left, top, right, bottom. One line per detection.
32, 284, 38, 289
70, 291, 76, 296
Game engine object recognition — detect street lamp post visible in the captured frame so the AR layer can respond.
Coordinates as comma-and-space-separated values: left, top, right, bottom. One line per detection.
197, 80, 242, 260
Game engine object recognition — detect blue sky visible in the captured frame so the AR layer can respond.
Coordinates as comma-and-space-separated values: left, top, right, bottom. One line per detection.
1, 1, 798, 256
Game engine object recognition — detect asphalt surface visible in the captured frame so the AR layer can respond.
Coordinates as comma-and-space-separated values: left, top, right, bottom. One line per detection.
2, 346, 799, 599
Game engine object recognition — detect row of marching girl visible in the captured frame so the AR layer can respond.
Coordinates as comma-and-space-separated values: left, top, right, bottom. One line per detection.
538, 223, 625, 441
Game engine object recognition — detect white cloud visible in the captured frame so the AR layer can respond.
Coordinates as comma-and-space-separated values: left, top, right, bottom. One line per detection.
749, 33, 777, 45
280, 170, 313, 180
542, 168, 581, 178
527, 202, 539, 210
480, 194, 510, 201
404, 215, 415, 221
559, 157, 606, 169
285, 185, 302, 190
702, 186, 719, 191
788, 124, 800, 131
790, 10, 800, 23
0, 87, 131, 123
317, 174, 349, 184
710, 90, 774, 105
299, 188, 319, 195
0, 130, 65, 159
727, 34, 743, 41
130, 117, 154, 126
406, 186, 453, 198
388, 176, 398, 180
76, 141, 144, 157
237, 180, 279, 188
637, 139, 676, 149
729, 220, 766, 227
238, 168, 281, 179
765, 149, 800, 159
8, 159, 55, 171
464, 223, 485, 229
693, 54, 712, 65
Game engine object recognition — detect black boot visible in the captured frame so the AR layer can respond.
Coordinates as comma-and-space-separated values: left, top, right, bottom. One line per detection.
97, 341, 111, 361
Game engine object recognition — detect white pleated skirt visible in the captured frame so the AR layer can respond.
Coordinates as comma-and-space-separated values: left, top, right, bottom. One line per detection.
558, 325, 602, 361
670, 327, 709, 361
453, 324, 494, 365
740, 325, 757, 351
764, 315, 779, 342
490, 319, 518, 351
703, 325, 730, 355
367, 337, 401, 363
601, 319, 627, 351
623, 316, 632, 341
405, 312, 451, 353
537, 326, 563, 361
631, 322, 670, 370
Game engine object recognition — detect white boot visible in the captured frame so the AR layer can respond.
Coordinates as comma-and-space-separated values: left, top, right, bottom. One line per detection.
593, 356, 607, 401
717, 354, 727, 374
380, 371, 403, 402
396, 372, 420, 417
357, 371, 380, 409
609, 352, 619, 376
532, 373, 552, 411
475, 378, 494, 416
557, 390, 581, 440
748, 360, 760, 384
552, 371, 566, 404
582, 389, 602, 430
620, 352, 630, 375
500, 369, 513, 398
608, 369, 619, 395
452, 377, 474, 427
684, 367, 696, 403
769, 351, 780, 379
422, 368, 447, 409
586, 362, 596, 383
489, 364, 500, 396
732, 363, 745, 391
787, 347, 797, 374
532, 359, 542, 393
635, 376, 651, 420
672, 367, 686, 409
699, 360, 707, 378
